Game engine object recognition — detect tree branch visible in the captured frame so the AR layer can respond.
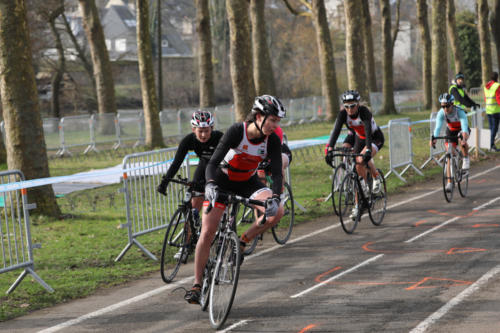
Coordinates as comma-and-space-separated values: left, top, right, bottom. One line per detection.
282, 0, 311, 16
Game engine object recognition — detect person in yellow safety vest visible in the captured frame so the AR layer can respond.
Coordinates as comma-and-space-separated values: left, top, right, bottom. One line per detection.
484, 72, 500, 152
449, 72, 480, 112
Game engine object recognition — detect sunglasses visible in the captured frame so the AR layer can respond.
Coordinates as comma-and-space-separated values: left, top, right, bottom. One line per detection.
344, 103, 358, 109
441, 104, 452, 108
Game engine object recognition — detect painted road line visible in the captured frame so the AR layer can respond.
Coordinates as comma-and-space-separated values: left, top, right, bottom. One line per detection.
409, 264, 500, 333
38, 164, 500, 332
218, 319, 250, 333
290, 254, 384, 298
405, 195, 500, 243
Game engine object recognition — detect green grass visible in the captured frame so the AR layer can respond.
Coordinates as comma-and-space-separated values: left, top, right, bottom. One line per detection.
0, 109, 489, 321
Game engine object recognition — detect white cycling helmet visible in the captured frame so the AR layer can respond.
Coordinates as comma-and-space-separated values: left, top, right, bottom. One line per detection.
190, 110, 214, 128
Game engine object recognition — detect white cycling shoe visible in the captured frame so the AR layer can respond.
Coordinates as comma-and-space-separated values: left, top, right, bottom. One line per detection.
349, 205, 359, 221
462, 157, 470, 170
173, 248, 187, 261
445, 182, 453, 193
372, 176, 382, 193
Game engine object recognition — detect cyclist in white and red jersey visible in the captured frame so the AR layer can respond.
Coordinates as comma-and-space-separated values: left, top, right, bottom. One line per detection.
257, 125, 292, 186
184, 95, 286, 304
325, 90, 385, 220
430, 93, 470, 192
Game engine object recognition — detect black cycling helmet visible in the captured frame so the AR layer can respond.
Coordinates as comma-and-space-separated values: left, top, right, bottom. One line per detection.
252, 95, 286, 118
191, 110, 214, 128
438, 93, 454, 105
341, 90, 361, 103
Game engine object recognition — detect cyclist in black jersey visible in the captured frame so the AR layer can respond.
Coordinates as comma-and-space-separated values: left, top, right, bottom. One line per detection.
185, 95, 286, 304
157, 110, 223, 258
325, 90, 385, 220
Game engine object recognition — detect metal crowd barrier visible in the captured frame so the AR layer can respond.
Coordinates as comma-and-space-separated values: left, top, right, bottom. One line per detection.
369, 90, 424, 114
385, 118, 423, 182
56, 115, 93, 157
113, 110, 144, 150
421, 112, 446, 169
116, 147, 191, 261
0, 170, 53, 294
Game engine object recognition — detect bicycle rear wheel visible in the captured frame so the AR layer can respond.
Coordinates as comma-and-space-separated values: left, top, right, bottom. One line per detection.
338, 173, 359, 234
368, 169, 387, 226
272, 182, 295, 244
331, 163, 346, 216
160, 207, 189, 283
456, 154, 469, 197
442, 155, 454, 203
209, 231, 240, 329
236, 204, 258, 255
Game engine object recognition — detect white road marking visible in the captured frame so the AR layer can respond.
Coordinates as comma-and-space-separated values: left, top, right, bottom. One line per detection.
37, 163, 500, 332
218, 319, 250, 332
409, 264, 500, 333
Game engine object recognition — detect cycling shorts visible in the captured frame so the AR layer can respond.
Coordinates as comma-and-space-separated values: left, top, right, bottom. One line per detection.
445, 127, 470, 145
353, 129, 385, 154
211, 167, 269, 204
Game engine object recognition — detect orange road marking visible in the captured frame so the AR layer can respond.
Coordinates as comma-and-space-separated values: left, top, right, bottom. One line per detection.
446, 247, 487, 254
406, 277, 472, 290
315, 267, 342, 283
470, 178, 486, 184
427, 209, 454, 217
471, 223, 500, 228
299, 324, 317, 333
415, 219, 428, 227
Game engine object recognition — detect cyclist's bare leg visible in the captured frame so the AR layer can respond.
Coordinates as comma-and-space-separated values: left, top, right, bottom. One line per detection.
191, 196, 204, 211
459, 137, 469, 158
193, 205, 224, 286
356, 146, 378, 182
241, 189, 284, 241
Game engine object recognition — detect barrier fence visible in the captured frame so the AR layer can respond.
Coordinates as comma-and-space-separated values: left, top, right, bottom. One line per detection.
0, 170, 53, 294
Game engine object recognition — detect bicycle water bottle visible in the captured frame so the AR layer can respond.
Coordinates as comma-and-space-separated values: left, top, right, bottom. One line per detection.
192, 208, 200, 229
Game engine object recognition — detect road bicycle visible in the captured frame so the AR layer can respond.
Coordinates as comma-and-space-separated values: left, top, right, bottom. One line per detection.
236, 168, 295, 255
331, 151, 387, 234
200, 190, 266, 329
328, 147, 354, 216
433, 135, 469, 202
160, 177, 203, 283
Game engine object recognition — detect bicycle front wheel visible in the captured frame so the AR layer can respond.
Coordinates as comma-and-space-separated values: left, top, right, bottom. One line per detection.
209, 231, 241, 329
338, 173, 359, 234
160, 207, 189, 283
331, 163, 346, 216
442, 155, 454, 203
272, 182, 295, 244
236, 204, 258, 255
368, 169, 387, 226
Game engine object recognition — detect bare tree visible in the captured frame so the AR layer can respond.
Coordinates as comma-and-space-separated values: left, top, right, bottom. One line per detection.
344, 0, 368, 101
379, 0, 397, 114
78, 0, 117, 132
136, 0, 164, 147
361, 0, 377, 93
417, 0, 432, 109
0, 0, 60, 217
478, 0, 492, 85
250, 0, 276, 96
490, 0, 500, 70
47, 3, 65, 118
195, 0, 215, 107
447, 0, 463, 73
431, 0, 448, 112
226, 0, 256, 121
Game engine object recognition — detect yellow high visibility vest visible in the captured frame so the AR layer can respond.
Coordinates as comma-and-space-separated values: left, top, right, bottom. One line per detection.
449, 84, 466, 110
484, 82, 500, 115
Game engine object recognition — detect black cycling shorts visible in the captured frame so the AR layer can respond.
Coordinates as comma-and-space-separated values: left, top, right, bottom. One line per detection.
344, 132, 355, 146
445, 127, 470, 145
353, 129, 385, 154
211, 167, 268, 204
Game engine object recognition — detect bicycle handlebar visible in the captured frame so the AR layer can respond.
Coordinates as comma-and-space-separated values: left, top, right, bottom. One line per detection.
167, 177, 204, 196
432, 134, 464, 149
208, 189, 268, 225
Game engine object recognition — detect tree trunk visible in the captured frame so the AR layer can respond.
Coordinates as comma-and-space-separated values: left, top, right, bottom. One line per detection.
250, 0, 276, 96
417, 0, 432, 109
136, 0, 164, 147
478, 0, 492, 85
379, 0, 396, 114
490, 0, 500, 71
361, 0, 377, 93
196, 0, 215, 108
447, 0, 463, 73
79, 0, 116, 135
226, 0, 255, 122
345, 0, 368, 102
0, 0, 60, 217
311, 0, 339, 121
156, 0, 163, 110
48, 6, 65, 119
431, 0, 448, 112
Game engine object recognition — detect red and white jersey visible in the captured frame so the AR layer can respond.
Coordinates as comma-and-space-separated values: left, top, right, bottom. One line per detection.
346, 113, 378, 139
222, 122, 268, 181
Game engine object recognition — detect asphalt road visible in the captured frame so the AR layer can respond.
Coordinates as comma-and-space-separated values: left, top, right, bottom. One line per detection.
2, 156, 500, 333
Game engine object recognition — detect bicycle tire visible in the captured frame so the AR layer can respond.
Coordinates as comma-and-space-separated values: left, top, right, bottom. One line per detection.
368, 169, 387, 226
456, 154, 469, 197
338, 173, 359, 234
442, 155, 454, 203
200, 236, 218, 311
236, 204, 259, 255
160, 207, 189, 283
272, 182, 295, 244
209, 231, 240, 329
331, 163, 346, 216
